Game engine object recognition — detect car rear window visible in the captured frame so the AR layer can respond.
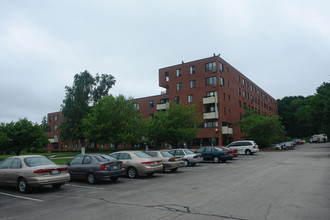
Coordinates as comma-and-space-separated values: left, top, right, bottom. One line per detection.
161, 152, 173, 157
213, 147, 223, 151
134, 152, 152, 158
24, 157, 55, 167
95, 154, 116, 162
148, 152, 158, 157
184, 149, 194, 155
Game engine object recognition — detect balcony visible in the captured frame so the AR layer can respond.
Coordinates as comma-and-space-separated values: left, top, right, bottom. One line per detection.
203, 95, 217, 104
222, 126, 233, 134
49, 137, 58, 143
156, 102, 170, 110
203, 111, 218, 119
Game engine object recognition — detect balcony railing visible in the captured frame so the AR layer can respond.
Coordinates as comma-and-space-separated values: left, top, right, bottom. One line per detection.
222, 126, 233, 134
203, 95, 217, 104
203, 111, 218, 119
49, 138, 59, 143
156, 102, 170, 110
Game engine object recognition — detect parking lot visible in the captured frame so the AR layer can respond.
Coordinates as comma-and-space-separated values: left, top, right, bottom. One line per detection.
1, 143, 329, 220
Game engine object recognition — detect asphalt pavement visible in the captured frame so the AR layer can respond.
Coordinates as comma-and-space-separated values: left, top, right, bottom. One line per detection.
0, 143, 329, 220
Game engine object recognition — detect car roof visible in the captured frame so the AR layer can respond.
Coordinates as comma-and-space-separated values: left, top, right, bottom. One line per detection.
7, 155, 45, 159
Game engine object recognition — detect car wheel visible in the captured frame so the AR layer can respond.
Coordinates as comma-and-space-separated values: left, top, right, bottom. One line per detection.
245, 149, 252, 155
110, 177, 119, 182
87, 173, 97, 184
127, 167, 138, 179
18, 178, 29, 193
183, 160, 189, 167
52, 184, 63, 189
213, 156, 220, 163
171, 168, 178, 172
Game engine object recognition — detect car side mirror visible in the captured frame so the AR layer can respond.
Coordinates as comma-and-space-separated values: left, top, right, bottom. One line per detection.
65, 162, 70, 166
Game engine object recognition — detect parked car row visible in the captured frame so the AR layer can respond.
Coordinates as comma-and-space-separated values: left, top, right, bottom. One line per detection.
0, 140, 259, 193
267, 139, 306, 150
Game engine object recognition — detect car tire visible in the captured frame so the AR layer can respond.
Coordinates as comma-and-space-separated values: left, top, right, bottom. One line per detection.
171, 168, 178, 172
127, 167, 138, 179
110, 177, 119, 182
52, 184, 63, 189
213, 156, 220, 163
18, 178, 29, 193
245, 149, 252, 155
87, 173, 97, 184
183, 160, 189, 167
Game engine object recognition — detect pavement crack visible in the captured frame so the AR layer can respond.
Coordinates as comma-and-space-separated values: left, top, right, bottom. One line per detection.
76, 195, 247, 220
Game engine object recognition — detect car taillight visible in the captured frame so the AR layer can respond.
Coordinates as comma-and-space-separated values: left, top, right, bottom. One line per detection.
100, 164, 107, 170
193, 155, 198, 158
225, 152, 230, 155
33, 168, 53, 173
169, 158, 175, 162
253, 146, 256, 148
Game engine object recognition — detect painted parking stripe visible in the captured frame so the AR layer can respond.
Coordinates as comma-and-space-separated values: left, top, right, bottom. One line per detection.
0, 192, 43, 202
65, 184, 104, 190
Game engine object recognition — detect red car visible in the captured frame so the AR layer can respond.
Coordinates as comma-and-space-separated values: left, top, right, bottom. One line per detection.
219, 146, 238, 158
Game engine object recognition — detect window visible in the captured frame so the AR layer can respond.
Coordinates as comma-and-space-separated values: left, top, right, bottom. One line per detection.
54, 125, 58, 131
176, 69, 181, 77
54, 115, 58, 121
223, 92, 226, 101
165, 72, 169, 82
203, 121, 218, 128
190, 80, 195, 88
206, 76, 217, 86
174, 96, 180, 104
242, 79, 245, 87
134, 103, 139, 110
119, 153, 132, 160
10, 158, 22, 169
176, 82, 182, 91
54, 134, 58, 140
219, 62, 223, 72
188, 95, 193, 103
0, 158, 13, 169
243, 91, 246, 98
205, 61, 216, 71
206, 91, 217, 97
70, 156, 84, 165
220, 77, 224, 86
238, 88, 241, 95
160, 98, 169, 104
83, 156, 92, 164
149, 114, 154, 119
239, 100, 242, 107
250, 84, 253, 91
149, 100, 154, 108
190, 66, 195, 74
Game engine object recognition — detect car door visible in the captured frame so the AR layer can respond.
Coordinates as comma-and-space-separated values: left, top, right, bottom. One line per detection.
203, 147, 213, 160
80, 155, 93, 177
0, 158, 13, 185
7, 158, 22, 185
68, 155, 84, 179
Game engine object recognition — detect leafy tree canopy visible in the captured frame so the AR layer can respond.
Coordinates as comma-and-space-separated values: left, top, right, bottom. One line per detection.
235, 109, 286, 148
60, 70, 115, 146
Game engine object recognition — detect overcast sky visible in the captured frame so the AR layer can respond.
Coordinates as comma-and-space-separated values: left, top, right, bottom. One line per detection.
1, 0, 329, 124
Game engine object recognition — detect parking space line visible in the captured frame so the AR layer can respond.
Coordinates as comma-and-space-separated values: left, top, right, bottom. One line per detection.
0, 192, 43, 202
65, 184, 104, 190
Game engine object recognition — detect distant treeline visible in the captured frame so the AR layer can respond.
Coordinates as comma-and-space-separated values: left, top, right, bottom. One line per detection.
277, 82, 330, 138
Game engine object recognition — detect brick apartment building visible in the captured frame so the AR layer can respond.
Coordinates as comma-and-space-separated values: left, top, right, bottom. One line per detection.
45, 55, 277, 151
134, 55, 277, 147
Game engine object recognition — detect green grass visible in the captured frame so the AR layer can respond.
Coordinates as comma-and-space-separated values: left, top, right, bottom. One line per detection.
50, 158, 71, 165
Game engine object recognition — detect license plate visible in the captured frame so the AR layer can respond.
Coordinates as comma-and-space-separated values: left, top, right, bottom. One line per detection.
51, 169, 60, 175
111, 165, 120, 170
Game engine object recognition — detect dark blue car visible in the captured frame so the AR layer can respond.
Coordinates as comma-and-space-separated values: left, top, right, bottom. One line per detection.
195, 147, 233, 163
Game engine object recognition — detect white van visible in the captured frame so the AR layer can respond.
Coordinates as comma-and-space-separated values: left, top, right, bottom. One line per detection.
227, 140, 259, 155
310, 134, 328, 143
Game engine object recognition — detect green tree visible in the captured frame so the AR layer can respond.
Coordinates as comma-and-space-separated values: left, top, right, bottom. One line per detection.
82, 95, 142, 150
2, 119, 49, 155
40, 115, 50, 132
60, 71, 115, 151
235, 109, 286, 148
0, 123, 12, 155
145, 102, 202, 147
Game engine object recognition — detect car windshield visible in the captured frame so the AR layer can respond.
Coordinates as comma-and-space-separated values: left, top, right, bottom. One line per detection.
24, 157, 55, 167
161, 152, 173, 157
184, 149, 194, 155
134, 152, 152, 158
